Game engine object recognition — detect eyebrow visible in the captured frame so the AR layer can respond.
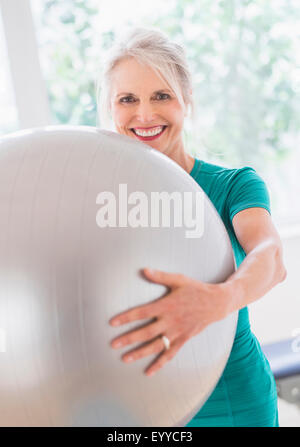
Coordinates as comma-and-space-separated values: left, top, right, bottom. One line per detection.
115, 89, 172, 98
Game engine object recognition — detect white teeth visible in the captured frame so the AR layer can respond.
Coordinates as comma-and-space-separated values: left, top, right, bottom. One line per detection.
134, 126, 164, 137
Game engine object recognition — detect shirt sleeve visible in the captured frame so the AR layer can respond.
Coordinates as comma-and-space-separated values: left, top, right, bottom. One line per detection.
226, 166, 271, 223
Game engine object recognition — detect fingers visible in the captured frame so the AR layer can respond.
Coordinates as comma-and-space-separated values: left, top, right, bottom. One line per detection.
109, 270, 188, 328
145, 337, 188, 377
122, 336, 166, 363
143, 268, 186, 289
111, 319, 165, 349
109, 300, 160, 326
121, 333, 189, 377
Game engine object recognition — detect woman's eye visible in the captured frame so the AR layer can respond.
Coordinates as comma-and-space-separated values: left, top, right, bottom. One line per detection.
119, 93, 170, 104
156, 93, 170, 100
119, 96, 135, 103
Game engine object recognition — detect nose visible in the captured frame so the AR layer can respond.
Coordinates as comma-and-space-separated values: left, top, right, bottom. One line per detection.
135, 101, 157, 124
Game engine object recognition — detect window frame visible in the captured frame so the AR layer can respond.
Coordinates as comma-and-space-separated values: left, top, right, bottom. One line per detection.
0, 0, 51, 129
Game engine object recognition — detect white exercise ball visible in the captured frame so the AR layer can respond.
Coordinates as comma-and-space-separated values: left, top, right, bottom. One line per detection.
0, 126, 237, 427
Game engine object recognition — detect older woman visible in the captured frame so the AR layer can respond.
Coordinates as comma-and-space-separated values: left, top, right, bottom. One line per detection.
97, 27, 287, 427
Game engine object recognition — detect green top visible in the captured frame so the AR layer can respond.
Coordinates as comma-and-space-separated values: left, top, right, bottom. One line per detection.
186, 158, 278, 427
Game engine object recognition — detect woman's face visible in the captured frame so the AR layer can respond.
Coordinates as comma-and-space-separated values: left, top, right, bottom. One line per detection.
110, 57, 187, 155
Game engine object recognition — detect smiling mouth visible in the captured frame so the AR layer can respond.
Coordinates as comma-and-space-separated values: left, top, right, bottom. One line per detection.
130, 126, 167, 140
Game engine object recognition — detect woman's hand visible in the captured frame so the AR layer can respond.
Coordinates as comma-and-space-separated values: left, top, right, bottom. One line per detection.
109, 268, 230, 377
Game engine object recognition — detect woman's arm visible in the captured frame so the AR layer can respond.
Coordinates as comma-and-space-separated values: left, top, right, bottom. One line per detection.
221, 207, 287, 316
109, 207, 287, 376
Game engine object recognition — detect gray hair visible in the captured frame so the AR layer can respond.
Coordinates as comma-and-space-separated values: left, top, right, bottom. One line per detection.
96, 27, 195, 130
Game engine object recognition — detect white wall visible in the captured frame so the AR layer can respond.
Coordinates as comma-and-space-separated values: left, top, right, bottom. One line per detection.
249, 229, 300, 427
249, 229, 300, 345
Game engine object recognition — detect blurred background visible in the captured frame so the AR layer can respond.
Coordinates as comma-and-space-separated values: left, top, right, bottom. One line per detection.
0, 0, 299, 426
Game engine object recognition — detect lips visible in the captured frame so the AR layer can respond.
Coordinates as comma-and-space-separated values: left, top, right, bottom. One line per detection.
130, 125, 167, 139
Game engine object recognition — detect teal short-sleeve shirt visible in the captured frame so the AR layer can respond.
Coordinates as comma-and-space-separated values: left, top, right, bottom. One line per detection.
185, 158, 278, 427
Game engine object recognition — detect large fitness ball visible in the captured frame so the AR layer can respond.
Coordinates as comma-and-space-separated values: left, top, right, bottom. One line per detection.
0, 126, 237, 426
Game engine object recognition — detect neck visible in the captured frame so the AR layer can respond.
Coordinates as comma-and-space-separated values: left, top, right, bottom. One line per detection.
164, 140, 195, 175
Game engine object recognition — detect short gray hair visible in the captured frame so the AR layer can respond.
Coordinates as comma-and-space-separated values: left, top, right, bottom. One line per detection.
97, 27, 195, 130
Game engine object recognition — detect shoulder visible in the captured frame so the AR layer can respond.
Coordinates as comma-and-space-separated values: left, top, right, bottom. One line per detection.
198, 159, 259, 188
192, 157, 270, 205
195, 159, 270, 216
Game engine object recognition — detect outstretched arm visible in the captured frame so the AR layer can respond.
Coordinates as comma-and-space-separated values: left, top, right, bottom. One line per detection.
221, 207, 287, 316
